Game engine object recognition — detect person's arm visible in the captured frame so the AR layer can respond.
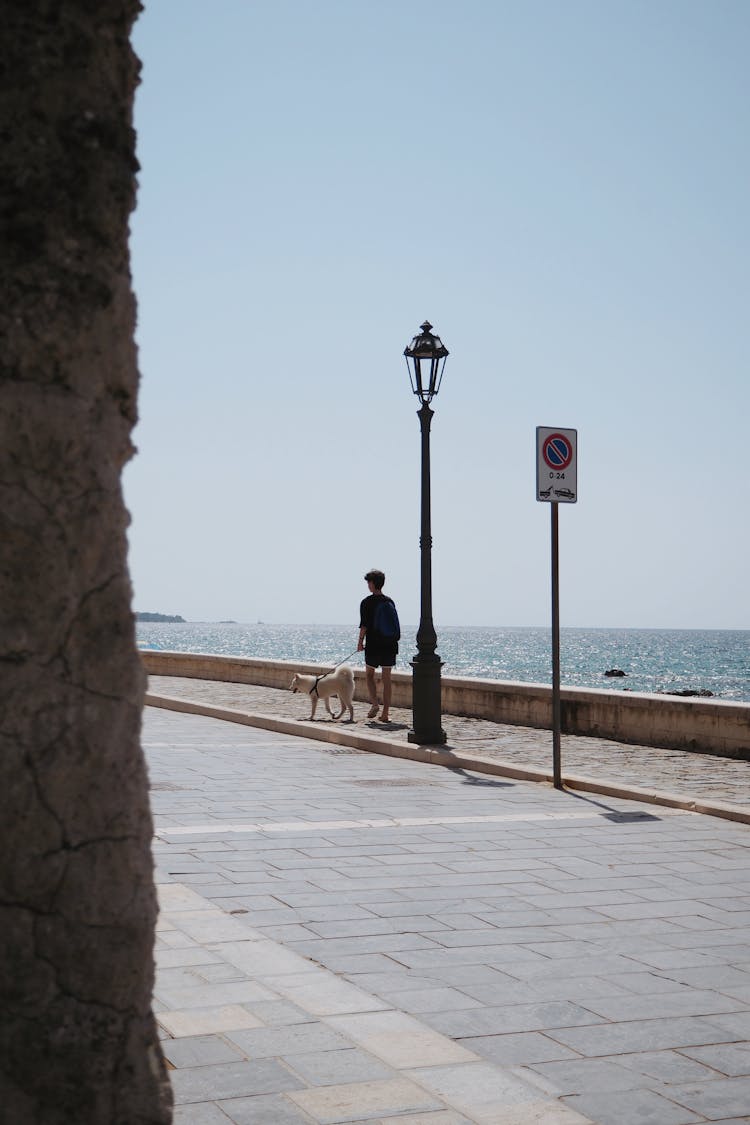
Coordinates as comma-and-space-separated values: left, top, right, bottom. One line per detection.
357, 597, 368, 651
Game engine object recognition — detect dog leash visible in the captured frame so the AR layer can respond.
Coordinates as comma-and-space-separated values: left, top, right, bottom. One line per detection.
309, 649, 362, 696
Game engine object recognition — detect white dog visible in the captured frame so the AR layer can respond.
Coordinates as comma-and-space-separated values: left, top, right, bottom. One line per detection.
290, 665, 355, 722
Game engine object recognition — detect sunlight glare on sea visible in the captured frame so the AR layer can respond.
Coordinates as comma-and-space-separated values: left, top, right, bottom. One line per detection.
136, 622, 750, 702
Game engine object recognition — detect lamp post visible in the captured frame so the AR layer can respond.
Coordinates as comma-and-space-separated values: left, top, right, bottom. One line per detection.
404, 320, 448, 745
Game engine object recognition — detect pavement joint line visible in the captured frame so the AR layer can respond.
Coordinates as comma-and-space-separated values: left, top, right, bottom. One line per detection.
155, 807, 692, 838
145, 692, 750, 826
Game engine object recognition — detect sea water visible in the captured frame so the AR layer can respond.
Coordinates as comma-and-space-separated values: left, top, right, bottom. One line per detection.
136, 622, 750, 703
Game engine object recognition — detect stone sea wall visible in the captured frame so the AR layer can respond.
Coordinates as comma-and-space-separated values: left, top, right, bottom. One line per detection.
140, 650, 750, 760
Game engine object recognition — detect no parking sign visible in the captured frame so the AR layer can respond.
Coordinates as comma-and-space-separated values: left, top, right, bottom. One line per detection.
536, 426, 577, 503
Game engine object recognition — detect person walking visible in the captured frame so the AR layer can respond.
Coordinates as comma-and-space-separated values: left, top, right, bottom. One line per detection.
357, 568, 400, 723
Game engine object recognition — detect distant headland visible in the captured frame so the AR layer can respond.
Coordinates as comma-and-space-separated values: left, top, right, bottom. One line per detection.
135, 612, 185, 623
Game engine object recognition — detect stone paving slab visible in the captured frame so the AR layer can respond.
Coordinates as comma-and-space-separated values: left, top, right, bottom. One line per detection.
147, 677, 750, 813
146, 705, 750, 1124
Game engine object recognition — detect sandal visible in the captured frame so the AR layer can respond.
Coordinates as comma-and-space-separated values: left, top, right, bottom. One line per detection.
367, 704, 379, 719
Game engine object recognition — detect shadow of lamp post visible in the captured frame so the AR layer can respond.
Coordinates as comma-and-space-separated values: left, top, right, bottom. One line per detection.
404, 320, 449, 746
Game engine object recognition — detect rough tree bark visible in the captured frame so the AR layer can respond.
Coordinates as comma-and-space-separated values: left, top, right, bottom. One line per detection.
0, 2, 172, 1121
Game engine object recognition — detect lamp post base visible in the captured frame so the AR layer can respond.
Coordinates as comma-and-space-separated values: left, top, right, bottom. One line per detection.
408, 657, 446, 745
407, 729, 447, 745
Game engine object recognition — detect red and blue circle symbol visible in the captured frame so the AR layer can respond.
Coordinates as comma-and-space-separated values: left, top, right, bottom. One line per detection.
542, 433, 573, 470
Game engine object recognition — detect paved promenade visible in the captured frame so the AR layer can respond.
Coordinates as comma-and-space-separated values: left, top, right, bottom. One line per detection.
148, 677, 750, 814
147, 682, 750, 1124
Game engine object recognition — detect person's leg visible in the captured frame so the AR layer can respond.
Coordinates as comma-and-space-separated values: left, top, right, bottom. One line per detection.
380, 666, 392, 721
365, 664, 379, 718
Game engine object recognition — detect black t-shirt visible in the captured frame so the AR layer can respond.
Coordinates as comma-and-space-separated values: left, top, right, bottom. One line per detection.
360, 593, 398, 643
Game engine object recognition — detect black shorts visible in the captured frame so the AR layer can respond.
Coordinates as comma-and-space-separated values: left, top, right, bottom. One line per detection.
365, 642, 398, 669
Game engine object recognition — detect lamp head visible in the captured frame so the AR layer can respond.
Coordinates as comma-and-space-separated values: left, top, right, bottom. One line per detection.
404, 320, 449, 404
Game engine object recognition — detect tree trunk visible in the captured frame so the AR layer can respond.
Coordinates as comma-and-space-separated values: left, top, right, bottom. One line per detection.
0, 2, 172, 1121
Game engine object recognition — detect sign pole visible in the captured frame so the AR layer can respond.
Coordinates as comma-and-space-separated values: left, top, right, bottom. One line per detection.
551, 502, 562, 789
536, 425, 577, 792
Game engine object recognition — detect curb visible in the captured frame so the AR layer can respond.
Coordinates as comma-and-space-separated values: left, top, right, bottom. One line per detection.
145, 693, 750, 827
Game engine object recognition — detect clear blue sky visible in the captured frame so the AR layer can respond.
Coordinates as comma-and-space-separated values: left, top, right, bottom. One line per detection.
125, 0, 750, 630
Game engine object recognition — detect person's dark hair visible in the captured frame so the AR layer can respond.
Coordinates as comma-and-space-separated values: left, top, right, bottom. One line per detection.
364, 569, 385, 590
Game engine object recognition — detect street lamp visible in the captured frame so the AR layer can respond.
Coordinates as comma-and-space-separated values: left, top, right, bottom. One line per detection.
404, 320, 449, 745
